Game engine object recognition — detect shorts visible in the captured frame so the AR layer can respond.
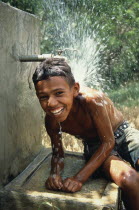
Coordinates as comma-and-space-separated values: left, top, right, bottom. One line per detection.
83, 122, 139, 178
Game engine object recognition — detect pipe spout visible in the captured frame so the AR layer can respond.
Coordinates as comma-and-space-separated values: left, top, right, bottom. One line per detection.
19, 54, 66, 62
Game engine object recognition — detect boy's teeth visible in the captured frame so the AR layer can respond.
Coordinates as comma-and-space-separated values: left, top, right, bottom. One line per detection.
51, 108, 64, 115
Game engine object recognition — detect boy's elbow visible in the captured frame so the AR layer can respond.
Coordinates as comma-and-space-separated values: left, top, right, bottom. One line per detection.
108, 139, 115, 151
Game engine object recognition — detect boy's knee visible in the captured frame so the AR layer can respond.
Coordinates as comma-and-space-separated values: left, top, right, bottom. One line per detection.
120, 169, 139, 189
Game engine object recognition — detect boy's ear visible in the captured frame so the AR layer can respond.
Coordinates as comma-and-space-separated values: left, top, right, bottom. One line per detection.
73, 82, 80, 97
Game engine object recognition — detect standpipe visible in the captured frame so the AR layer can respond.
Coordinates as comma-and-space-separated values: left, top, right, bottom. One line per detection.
18, 49, 77, 62
18, 54, 65, 62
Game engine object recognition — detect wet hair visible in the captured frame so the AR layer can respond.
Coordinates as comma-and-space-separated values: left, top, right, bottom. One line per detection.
32, 58, 75, 87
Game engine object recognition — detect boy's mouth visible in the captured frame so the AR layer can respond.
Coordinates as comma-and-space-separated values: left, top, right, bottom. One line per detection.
50, 107, 65, 116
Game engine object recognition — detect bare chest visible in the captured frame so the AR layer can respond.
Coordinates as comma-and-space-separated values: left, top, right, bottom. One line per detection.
61, 109, 97, 139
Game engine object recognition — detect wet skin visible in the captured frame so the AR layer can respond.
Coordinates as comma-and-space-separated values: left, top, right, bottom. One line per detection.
35, 77, 139, 210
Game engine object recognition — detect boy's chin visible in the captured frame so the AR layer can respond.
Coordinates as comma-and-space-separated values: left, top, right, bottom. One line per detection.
48, 113, 68, 123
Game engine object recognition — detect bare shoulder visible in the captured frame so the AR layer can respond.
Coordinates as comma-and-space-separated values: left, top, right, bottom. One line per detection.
77, 86, 113, 118
79, 86, 105, 105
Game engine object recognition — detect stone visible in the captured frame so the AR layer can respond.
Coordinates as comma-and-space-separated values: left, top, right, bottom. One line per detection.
0, 149, 119, 210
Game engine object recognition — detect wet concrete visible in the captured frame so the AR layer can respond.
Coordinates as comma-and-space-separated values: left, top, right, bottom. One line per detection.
0, 148, 118, 210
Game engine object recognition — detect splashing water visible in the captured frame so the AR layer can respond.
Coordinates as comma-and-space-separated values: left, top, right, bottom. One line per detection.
42, 0, 105, 89
69, 37, 104, 88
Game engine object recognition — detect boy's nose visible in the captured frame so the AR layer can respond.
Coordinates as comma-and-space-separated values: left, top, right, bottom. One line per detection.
47, 96, 58, 107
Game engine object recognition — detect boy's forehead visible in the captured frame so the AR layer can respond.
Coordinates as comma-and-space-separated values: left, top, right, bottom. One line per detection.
35, 76, 70, 93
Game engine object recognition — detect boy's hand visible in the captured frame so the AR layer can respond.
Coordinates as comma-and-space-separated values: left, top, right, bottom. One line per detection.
45, 174, 63, 191
62, 177, 82, 193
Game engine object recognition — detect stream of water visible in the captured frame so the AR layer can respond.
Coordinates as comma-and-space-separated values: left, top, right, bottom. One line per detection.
42, 0, 105, 89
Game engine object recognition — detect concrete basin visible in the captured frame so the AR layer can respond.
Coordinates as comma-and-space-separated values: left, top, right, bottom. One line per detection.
0, 148, 119, 210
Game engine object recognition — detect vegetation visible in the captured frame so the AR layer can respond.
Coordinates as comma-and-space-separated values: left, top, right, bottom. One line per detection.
67, 0, 139, 88
1, 0, 43, 14
1, 0, 139, 89
107, 81, 139, 129
108, 81, 139, 108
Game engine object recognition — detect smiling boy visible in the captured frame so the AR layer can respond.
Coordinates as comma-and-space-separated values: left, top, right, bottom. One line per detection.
32, 58, 139, 210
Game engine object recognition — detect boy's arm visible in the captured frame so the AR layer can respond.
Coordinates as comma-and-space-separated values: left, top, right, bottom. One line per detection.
45, 118, 65, 190
62, 95, 115, 192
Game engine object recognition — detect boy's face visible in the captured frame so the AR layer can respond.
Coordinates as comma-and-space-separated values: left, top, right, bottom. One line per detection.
35, 76, 79, 122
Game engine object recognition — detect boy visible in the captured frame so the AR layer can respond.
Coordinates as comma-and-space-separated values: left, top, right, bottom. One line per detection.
32, 58, 139, 210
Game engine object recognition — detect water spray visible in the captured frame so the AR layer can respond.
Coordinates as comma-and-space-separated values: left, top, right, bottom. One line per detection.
42, 0, 105, 89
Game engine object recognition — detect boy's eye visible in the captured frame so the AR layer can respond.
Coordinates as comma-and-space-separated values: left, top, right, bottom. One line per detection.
39, 95, 48, 101
56, 91, 63, 96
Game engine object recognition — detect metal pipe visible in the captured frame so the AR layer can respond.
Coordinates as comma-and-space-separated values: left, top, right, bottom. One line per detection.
19, 54, 66, 62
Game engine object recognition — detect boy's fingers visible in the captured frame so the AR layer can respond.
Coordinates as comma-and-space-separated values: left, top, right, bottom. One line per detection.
62, 178, 83, 192
71, 183, 82, 192
62, 179, 74, 192
53, 179, 63, 189
58, 180, 63, 189
45, 176, 63, 191
63, 178, 71, 188
49, 179, 58, 190
66, 182, 74, 192
66, 182, 80, 192
71, 184, 78, 192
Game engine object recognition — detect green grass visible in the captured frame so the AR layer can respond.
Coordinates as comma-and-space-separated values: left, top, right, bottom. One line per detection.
107, 81, 139, 108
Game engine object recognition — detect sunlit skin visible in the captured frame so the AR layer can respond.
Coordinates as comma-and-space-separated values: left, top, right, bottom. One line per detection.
35, 76, 139, 210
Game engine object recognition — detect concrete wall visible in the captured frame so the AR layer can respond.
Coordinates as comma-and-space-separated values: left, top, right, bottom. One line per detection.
0, 2, 43, 185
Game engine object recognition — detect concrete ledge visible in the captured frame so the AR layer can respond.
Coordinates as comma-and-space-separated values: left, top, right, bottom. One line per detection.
1, 148, 119, 210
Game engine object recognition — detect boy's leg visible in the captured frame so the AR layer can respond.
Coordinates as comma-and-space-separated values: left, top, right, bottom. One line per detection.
102, 155, 139, 210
